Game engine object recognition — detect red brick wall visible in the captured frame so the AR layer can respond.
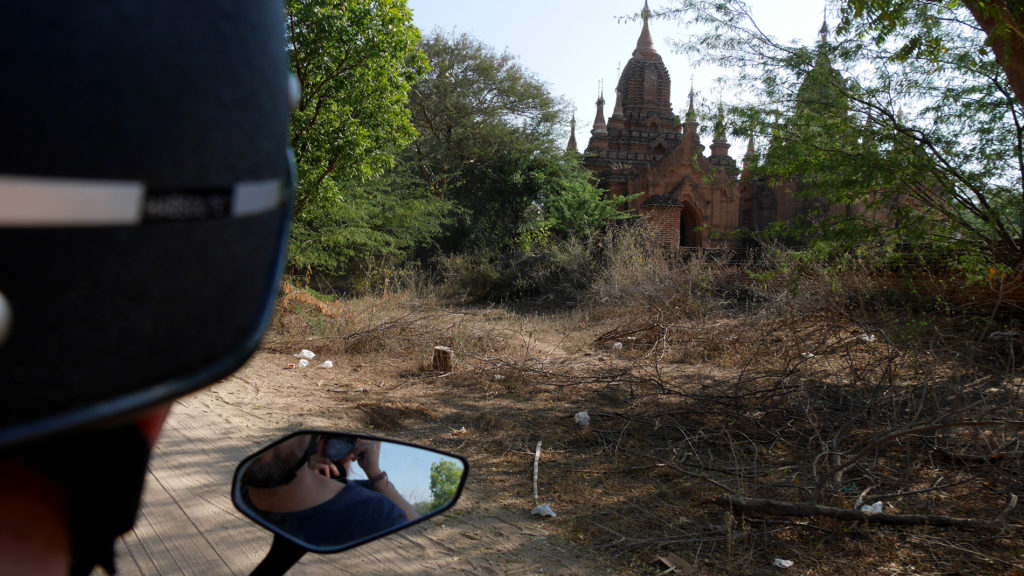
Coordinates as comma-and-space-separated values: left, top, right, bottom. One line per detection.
644, 207, 683, 247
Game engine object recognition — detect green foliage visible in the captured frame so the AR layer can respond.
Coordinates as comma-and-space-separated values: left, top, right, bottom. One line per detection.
413, 500, 437, 516
663, 0, 1023, 271
406, 32, 576, 254
285, 18, 637, 293
837, 1, 1024, 109
428, 460, 461, 510
288, 171, 449, 291
441, 236, 605, 306
435, 151, 635, 305
286, 0, 433, 280
540, 160, 635, 240
515, 154, 635, 255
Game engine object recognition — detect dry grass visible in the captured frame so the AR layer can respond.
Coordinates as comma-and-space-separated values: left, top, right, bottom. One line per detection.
264, 239, 1024, 575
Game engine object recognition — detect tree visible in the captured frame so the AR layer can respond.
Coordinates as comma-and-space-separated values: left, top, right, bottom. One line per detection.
285, 0, 433, 278
523, 153, 635, 245
963, 1, 1024, 107
286, 171, 448, 289
663, 0, 1024, 271
839, 1, 1024, 108
406, 32, 580, 254
428, 460, 461, 510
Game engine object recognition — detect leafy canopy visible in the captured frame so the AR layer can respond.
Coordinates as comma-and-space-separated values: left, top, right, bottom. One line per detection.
837, 1, 1024, 108
663, 0, 1023, 271
407, 32, 620, 254
428, 460, 461, 510
284, 0, 438, 282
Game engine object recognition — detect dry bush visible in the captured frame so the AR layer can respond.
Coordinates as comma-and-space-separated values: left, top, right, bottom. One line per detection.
446, 240, 1024, 574
591, 223, 723, 315
546, 247, 1023, 574
438, 235, 602, 308
266, 281, 558, 376
267, 282, 459, 356
265, 245, 1023, 574
354, 401, 434, 431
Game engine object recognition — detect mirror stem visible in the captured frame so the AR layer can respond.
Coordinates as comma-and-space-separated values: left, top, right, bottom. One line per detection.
249, 534, 307, 576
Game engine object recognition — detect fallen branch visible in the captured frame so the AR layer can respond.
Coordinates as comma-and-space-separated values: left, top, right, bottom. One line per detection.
713, 494, 1018, 530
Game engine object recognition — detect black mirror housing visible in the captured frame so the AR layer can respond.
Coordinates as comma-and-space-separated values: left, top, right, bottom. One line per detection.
233, 431, 469, 554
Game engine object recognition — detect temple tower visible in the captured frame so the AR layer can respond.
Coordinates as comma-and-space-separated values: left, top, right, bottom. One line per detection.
580, 1, 741, 249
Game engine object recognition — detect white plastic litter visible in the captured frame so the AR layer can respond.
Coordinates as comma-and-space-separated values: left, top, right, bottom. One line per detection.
531, 505, 557, 518
801, 352, 816, 359
494, 374, 506, 381
574, 411, 591, 428
612, 342, 623, 351
859, 333, 877, 343
320, 360, 334, 369
773, 558, 794, 569
861, 501, 883, 514
295, 349, 316, 359
298, 359, 310, 368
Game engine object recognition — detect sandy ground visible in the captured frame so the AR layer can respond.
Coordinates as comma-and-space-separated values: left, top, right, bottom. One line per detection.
106, 348, 617, 576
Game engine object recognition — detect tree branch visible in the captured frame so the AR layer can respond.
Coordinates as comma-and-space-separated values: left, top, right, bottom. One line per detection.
714, 494, 1018, 529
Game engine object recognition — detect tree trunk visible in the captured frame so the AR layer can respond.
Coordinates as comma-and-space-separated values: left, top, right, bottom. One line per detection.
713, 494, 1017, 529
431, 346, 455, 372
963, 0, 1024, 108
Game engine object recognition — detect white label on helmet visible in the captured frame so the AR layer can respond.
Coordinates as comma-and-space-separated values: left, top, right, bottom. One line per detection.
233, 180, 283, 218
0, 175, 144, 226
0, 175, 284, 226
145, 191, 232, 221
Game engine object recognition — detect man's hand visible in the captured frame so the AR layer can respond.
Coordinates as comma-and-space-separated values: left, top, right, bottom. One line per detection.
307, 455, 340, 478
351, 439, 382, 478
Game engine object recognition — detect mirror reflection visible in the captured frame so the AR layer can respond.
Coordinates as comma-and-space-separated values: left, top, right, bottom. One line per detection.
234, 432, 467, 551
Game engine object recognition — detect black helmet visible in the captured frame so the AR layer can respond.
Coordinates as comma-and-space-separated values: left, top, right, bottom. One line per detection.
0, 1, 294, 448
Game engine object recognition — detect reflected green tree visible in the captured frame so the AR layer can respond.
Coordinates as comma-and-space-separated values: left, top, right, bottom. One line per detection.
429, 460, 461, 510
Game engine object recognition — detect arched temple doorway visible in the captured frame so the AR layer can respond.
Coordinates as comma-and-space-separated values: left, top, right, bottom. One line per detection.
680, 204, 701, 247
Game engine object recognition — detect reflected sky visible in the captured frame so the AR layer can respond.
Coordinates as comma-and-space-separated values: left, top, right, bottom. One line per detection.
354, 442, 463, 507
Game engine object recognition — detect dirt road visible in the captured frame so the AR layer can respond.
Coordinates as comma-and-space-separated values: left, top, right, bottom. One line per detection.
107, 351, 614, 576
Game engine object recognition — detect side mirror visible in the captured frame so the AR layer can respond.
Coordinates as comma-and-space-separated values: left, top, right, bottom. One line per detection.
233, 431, 468, 553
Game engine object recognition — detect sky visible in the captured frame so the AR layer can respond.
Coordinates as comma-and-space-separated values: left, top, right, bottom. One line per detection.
407, 1, 829, 151
355, 441, 462, 506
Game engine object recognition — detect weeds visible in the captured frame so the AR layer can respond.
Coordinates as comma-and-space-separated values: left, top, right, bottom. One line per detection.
269, 223, 1023, 574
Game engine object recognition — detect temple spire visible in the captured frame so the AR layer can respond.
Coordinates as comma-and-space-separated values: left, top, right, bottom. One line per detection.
743, 137, 756, 171
713, 102, 727, 144
685, 82, 697, 125
710, 102, 730, 159
567, 111, 578, 152
634, 1, 656, 58
591, 83, 608, 135
819, 7, 829, 43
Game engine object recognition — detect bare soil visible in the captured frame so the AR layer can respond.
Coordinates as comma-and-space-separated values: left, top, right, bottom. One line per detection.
244, 282, 1024, 575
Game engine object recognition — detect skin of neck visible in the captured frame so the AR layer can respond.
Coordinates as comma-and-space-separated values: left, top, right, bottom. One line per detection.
0, 458, 73, 576
249, 464, 344, 514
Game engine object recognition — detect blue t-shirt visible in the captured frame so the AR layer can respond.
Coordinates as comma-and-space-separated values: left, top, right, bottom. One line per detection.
257, 481, 407, 547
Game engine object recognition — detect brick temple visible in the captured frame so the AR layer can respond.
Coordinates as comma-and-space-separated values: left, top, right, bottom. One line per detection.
571, 2, 855, 248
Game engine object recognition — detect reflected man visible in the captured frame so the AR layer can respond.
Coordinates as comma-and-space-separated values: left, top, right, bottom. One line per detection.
241, 434, 413, 547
